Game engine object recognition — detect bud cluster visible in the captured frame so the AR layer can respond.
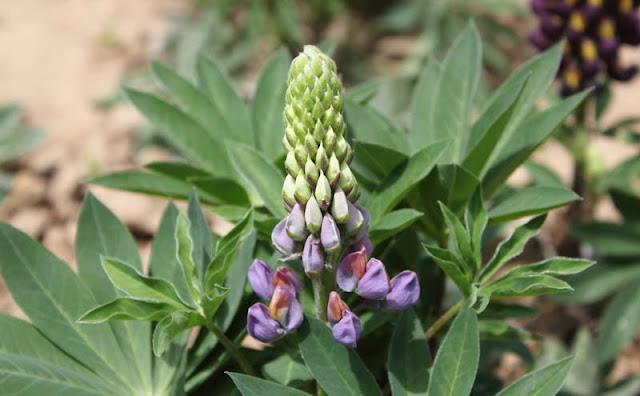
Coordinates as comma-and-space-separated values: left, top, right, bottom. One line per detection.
529, 0, 640, 96
248, 46, 419, 348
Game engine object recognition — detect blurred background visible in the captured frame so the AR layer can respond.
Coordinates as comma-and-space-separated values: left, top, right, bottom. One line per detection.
0, 0, 638, 387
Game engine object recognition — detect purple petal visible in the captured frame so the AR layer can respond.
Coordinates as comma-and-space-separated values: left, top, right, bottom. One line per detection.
247, 259, 275, 301
331, 311, 361, 347
272, 218, 297, 256
320, 214, 341, 253
247, 303, 284, 342
280, 293, 304, 332
353, 205, 370, 242
286, 203, 308, 241
327, 291, 349, 325
273, 267, 303, 293
344, 202, 364, 236
357, 258, 390, 300
336, 249, 367, 292
302, 235, 324, 273
383, 271, 420, 311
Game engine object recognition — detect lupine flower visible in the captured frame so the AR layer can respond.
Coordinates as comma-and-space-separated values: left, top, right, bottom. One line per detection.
529, 0, 640, 96
327, 292, 361, 347
248, 45, 421, 348
247, 261, 303, 342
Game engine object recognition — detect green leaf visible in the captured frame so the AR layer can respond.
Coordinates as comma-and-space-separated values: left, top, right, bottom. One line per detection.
151, 61, 235, 143
483, 274, 572, 297
352, 140, 408, 182
465, 187, 488, 267
483, 90, 589, 197
228, 143, 287, 218
344, 98, 409, 154
556, 260, 640, 304
478, 320, 533, 341
572, 221, 640, 257
262, 355, 313, 388
187, 193, 214, 282
388, 309, 431, 396
488, 186, 580, 224
0, 223, 136, 393
175, 210, 202, 303
478, 215, 546, 284
152, 311, 202, 356
504, 257, 594, 278
204, 209, 254, 292
599, 280, 640, 363
368, 209, 423, 245
564, 327, 599, 395
346, 79, 381, 105
145, 160, 210, 180
524, 161, 565, 187
252, 48, 290, 159
427, 305, 479, 396
125, 87, 232, 175
190, 177, 251, 206
0, 314, 115, 395
462, 75, 527, 177
430, 22, 481, 162
423, 244, 470, 295
367, 140, 448, 221
0, 127, 44, 163
229, 372, 311, 396
599, 155, 640, 218
90, 170, 198, 202
410, 60, 441, 150
0, 104, 22, 137
479, 302, 539, 320
439, 202, 476, 274
298, 315, 383, 396
78, 298, 181, 323
102, 256, 192, 309
75, 193, 152, 392
496, 357, 573, 396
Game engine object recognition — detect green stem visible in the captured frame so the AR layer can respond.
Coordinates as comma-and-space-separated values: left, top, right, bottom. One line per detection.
204, 322, 255, 376
311, 274, 328, 322
425, 299, 465, 340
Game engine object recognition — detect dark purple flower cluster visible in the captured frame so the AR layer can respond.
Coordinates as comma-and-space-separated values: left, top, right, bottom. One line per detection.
529, 0, 640, 95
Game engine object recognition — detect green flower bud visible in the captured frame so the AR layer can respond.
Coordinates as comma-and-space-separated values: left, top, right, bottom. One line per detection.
338, 163, 355, 195
305, 196, 323, 233
315, 172, 332, 210
315, 144, 329, 172
285, 151, 302, 177
331, 188, 349, 223
344, 201, 364, 236
347, 183, 360, 203
323, 127, 337, 155
313, 120, 326, 141
282, 174, 296, 209
326, 153, 341, 187
335, 136, 349, 163
304, 134, 318, 159
295, 172, 312, 204
305, 158, 319, 187
294, 143, 307, 167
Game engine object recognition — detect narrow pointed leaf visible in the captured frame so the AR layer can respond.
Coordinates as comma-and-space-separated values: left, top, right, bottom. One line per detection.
423, 244, 470, 294
175, 210, 202, 303
152, 312, 202, 357
187, 193, 214, 282
478, 215, 546, 284
344, 98, 409, 153
298, 315, 383, 396
484, 274, 572, 297
427, 305, 479, 396
488, 186, 580, 224
388, 309, 431, 395
78, 298, 181, 323
261, 355, 313, 387
465, 187, 488, 267
228, 373, 311, 396
598, 281, 640, 363
505, 258, 595, 278
410, 60, 441, 150
369, 209, 423, 244
496, 357, 573, 396
90, 170, 198, 202
102, 256, 192, 309
252, 48, 290, 159
439, 202, 476, 274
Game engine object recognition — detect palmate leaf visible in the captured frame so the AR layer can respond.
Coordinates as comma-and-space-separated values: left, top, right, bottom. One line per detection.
0, 223, 139, 394
298, 316, 383, 396
427, 305, 479, 396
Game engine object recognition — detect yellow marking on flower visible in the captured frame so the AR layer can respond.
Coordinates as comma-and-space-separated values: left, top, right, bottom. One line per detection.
581, 40, 598, 61
564, 67, 581, 89
569, 12, 585, 32
599, 19, 616, 38
620, 0, 633, 14
588, 0, 602, 6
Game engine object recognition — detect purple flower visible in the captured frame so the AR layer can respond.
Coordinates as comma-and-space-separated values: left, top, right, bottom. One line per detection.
327, 291, 361, 347
302, 235, 324, 273
352, 236, 373, 256
336, 248, 367, 292
320, 214, 341, 253
272, 218, 297, 256
273, 267, 303, 293
383, 271, 420, 311
357, 259, 390, 301
246, 286, 303, 343
286, 203, 308, 241
248, 259, 275, 301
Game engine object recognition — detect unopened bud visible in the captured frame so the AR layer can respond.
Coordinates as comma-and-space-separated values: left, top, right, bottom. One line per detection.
305, 196, 323, 233
320, 214, 341, 253
285, 151, 301, 177
315, 144, 329, 172
294, 172, 312, 204
302, 235, 324, 273
331, 188, 349, 223
315, 172, 332, 210
339, 163, 356, 195
323, 127, 337, 154
286, 204, 308, 241
344, 202, 364, 237
305, 158, 319, 187
326, 153, 341, 187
